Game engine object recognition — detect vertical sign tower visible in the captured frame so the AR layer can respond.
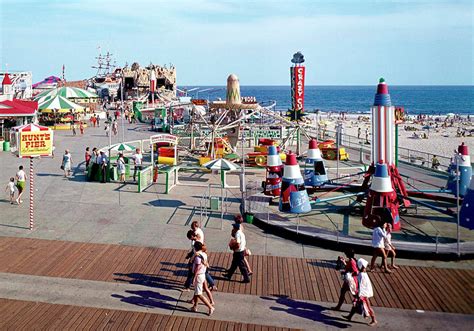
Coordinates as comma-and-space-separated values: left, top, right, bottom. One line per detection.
288, 52, 305, 121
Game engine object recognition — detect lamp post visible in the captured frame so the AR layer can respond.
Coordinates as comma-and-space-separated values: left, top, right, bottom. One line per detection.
118, 69, 125, 142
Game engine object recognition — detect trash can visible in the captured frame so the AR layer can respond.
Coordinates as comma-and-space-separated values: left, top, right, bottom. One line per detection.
245, 213, 254, 224
109, 166, 117, 181
3, 141, 10, 152
209, 196, 221, 210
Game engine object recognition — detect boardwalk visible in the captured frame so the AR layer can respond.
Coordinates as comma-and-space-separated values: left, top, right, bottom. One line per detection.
0, 298, 298, 331
0, 237, 472, 317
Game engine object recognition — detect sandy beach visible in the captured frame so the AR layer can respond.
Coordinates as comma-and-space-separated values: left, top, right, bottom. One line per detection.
309, 113, 473, 158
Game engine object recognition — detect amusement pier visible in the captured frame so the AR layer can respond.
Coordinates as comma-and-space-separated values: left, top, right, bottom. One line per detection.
0, 50, 472, 330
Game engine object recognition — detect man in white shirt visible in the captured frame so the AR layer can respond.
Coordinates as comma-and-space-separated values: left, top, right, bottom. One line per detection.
223, 223, 250, 283
191, 221, 204, 243
132, 148, 143, 182
16, 165, 27, 204
369, 223, 391, 273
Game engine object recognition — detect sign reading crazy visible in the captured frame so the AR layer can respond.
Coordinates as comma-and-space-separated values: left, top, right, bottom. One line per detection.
19, 131, 54, 157
291, 66, 305, 111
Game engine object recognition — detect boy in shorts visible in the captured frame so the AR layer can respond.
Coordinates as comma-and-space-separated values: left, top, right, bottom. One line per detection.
5, 177, 16, 204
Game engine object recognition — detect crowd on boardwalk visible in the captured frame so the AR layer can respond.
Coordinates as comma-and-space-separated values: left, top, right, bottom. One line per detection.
183, 216, 253, 315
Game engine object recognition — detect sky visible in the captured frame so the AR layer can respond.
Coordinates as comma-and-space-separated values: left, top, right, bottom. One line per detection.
0, 0, 472, 85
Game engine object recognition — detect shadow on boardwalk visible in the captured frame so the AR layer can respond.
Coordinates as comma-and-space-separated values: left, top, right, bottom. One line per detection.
261, 295, 355, 329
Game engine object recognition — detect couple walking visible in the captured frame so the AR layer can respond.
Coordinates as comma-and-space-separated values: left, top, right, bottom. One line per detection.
184, 221, 215, 316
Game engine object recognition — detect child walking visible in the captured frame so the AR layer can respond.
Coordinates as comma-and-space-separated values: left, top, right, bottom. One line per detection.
5, 177, 16, 204
384, 223, 399, 269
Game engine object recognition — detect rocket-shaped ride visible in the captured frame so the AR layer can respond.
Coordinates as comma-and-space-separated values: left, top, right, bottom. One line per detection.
264, 145, 284, 197
361, 78, 409, 231
447, 142, 472, 197
279, 153, 311, 214
304, 139, 328, 187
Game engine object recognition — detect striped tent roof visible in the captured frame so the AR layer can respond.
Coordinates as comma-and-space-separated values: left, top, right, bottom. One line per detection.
35, 86, 98, 103
13, 123, 50, 132
38, 95, 83, 111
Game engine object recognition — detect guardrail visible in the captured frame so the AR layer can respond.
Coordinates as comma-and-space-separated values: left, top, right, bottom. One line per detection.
309, 128, 456, 172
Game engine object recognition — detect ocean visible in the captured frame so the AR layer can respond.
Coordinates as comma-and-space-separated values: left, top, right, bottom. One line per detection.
182, 85, 474, 115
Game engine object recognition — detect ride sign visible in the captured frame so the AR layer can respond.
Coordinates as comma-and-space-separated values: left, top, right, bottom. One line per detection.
291, 66, 305, 111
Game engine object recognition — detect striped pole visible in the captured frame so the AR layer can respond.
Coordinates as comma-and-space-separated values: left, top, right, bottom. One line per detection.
29, 157, 34, 230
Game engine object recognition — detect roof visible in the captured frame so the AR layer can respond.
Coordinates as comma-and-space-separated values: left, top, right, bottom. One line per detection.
13, 123, 49, 131
0, 99, 37, 116
2, 73, 12, 85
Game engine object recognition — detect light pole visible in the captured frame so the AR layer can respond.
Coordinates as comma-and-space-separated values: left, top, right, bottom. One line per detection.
119, 69, 125, 142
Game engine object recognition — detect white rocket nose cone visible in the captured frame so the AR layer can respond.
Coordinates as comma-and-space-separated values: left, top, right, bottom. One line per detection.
283, 164, 303, 179
267, 155, 282, 167
307, 148, 322, 160
371, 163, 393, 193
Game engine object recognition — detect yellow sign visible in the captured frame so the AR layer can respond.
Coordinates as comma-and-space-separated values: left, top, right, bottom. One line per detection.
19, 130, 54, 157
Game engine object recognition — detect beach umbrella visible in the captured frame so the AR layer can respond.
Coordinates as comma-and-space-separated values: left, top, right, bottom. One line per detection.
203, 158, 240, 171
38, 95, 84, 111
108, 143, 136, 152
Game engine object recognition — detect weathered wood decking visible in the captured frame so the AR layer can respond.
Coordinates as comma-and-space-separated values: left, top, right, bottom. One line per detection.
0, 237, 472, 316
0, 298, 298, 331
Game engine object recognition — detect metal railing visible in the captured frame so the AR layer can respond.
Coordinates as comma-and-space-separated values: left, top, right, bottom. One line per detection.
310, 128, 456, 172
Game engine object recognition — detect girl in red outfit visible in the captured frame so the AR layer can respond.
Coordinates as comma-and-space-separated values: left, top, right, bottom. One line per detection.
332, 248, 358, 311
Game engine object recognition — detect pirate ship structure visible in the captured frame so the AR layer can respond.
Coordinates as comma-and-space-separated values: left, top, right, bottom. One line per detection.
88, 50, 177, 102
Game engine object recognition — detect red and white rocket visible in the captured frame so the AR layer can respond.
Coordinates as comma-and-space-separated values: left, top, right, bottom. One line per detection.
361, 78, 409, 231
264, 145, 284, 197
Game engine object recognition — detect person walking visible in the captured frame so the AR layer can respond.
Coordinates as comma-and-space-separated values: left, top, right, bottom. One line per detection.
223, 223, 251, 283
71, 123, 77, 136
15, 165, 27, 205
61, 150, 72, 177
343, 258, 377, 326
79, 121, 84, 135
85, 147, 91, 171
384, 223, 399, 270
97, 114, 101, 127
369, 223, 391, 273
189, 241, 215, 316
5, 177, 16, 204
132, 148, 143, 182
234, 215, 253, 275
117, 152, 126, 183
332, 249, 358, 311
191, 221, 204, 243
98, 151, 108, 183
357, 127, 361, 139
112, 120, 118, 136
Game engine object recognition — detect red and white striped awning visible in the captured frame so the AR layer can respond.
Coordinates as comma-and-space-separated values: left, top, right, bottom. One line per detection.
12, 123, 50, 132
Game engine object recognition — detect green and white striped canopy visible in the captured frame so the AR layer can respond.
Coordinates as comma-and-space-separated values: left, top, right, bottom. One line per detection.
203, 158, 240, 171
38, 95, 84, 111
35, 87, 98, 103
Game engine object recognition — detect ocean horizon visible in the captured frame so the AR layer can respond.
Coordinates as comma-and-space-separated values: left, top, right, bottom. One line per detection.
181, 85, 474, 115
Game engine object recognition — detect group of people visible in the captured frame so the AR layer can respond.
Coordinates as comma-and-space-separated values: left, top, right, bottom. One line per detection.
183, 215, 253, 315
85, 147, 108, 183
333, 250, 378, 326
332, 221, 399, 326
70, 122, 85, 136
5, 165, 27, 205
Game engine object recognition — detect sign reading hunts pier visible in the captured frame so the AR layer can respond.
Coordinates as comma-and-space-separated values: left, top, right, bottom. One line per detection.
12, 124, 54, 158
